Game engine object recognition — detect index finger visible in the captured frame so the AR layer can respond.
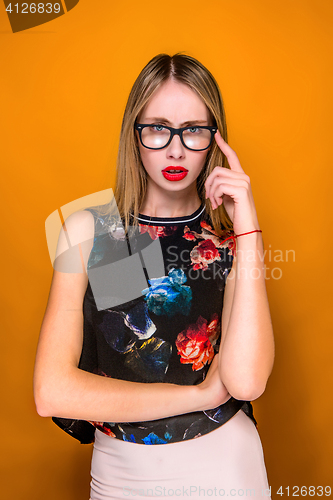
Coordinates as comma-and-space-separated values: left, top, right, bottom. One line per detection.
214, 130, 244, 173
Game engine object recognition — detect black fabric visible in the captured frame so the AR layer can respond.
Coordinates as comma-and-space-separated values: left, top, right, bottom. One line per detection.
52, 416, 95, 444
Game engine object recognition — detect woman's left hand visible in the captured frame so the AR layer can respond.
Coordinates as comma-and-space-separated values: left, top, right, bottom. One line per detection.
205, 130, 260, 235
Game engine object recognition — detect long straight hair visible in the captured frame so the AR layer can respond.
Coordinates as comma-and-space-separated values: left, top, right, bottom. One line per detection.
114, 53, 233, 235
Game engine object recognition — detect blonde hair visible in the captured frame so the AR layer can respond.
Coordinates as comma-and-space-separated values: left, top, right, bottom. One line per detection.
114, 52, 233, 235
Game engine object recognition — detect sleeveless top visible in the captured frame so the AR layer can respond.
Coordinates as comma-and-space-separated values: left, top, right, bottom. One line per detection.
78, 204, 256, 445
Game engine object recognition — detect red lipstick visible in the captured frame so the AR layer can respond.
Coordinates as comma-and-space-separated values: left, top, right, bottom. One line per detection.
162, 166, 188, 181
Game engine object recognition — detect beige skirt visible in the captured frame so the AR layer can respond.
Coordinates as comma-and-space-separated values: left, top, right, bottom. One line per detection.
90, 410, 271, 500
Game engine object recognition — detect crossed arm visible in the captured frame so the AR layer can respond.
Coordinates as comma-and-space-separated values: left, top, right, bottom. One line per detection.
219, 232, 274, 401
33, 211, 229, 423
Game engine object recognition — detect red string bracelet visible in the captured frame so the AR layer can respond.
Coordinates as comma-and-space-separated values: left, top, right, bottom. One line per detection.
235, 229, 262, 238
219, 230, 262, 251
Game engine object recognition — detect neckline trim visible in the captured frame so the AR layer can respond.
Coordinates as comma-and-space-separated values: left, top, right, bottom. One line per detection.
134, 204, 205, 225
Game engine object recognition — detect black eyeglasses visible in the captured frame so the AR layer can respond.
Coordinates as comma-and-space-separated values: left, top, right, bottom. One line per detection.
135, 123, 218, 151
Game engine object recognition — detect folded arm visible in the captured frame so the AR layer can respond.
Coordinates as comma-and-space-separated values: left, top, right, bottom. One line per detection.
219, 232, 275, 401
34, 211, 229, 422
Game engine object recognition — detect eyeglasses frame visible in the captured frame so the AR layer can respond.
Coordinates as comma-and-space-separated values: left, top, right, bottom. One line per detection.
134, 123, 218, 151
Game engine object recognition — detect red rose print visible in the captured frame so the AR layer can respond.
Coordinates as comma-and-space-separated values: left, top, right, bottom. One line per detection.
183, 222, 236, 267
139, 225, 177, 240
200, 221, 234, 250
190, 239, 221, 270
200, 221, 212, 230
175, 316, 217, 371
207, 313, 220, 346
89, 421, 116, 438
183, 230, 196, 241
225, 237, 236, 257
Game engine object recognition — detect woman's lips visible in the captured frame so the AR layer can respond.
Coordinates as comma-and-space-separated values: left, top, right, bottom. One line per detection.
162, 166, 188, 181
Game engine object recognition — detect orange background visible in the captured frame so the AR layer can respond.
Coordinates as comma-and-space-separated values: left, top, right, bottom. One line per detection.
1, 0, 332, 498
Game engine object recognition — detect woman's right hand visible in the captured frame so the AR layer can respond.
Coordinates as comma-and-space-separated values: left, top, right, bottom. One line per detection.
197, 354, 231, 410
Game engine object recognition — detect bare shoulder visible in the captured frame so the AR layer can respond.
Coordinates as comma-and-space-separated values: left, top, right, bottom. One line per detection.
48, 210, 95, 311
56, 209, 95, 254
62, 209, 95, 238
53, 209, 95, 277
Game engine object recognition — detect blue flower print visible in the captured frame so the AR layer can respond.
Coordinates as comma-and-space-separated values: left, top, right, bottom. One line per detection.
122, 433, 136, 443
99, 303, 157, 353
99, 310, 136, 353
142, 268, 192, 317
124, 302, 156, 340
142, 432, 172, 445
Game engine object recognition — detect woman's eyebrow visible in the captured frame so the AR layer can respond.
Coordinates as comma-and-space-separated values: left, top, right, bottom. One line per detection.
143, 117, 209, 126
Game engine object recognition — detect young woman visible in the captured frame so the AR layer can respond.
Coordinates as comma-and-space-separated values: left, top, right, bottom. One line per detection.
34, 53, 275, 499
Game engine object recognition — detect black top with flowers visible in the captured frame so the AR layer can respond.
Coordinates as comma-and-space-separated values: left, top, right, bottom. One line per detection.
79, 204, 256, 445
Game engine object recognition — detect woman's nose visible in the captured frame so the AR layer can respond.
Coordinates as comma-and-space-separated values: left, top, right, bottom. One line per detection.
166, 133, 185, 158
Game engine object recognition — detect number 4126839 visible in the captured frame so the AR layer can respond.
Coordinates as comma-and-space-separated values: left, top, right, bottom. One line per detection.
277, 486, 331, 496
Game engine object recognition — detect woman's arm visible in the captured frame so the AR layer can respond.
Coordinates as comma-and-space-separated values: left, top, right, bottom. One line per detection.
34, 212, 229, 422
205, 131, 275, 401
219, 233, 274, 401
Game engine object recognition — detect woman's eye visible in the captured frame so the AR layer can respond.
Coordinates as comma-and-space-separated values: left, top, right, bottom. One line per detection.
188, 127, 200, 133
152, 125, 164, 132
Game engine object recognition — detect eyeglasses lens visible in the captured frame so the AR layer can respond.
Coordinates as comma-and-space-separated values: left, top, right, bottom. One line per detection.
141, 127, 170, 148
183, 128, 211, 150
141, 127, 211, 150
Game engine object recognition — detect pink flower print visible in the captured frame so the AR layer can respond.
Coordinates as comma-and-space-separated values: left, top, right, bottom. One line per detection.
175, 316, 215, 371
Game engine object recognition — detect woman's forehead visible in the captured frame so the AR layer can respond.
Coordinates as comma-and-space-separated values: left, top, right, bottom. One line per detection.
139, 79, 210, 124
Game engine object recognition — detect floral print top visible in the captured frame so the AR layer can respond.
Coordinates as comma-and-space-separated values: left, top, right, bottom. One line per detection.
78, 204, 256, 445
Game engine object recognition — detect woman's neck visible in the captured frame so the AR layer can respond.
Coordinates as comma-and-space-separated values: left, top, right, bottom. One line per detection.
139, 184, 201, 218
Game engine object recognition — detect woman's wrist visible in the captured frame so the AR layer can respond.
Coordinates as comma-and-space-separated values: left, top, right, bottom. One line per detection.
196, 378, 230, 412
235, 229, 262, 238
234, 228, 263, 249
